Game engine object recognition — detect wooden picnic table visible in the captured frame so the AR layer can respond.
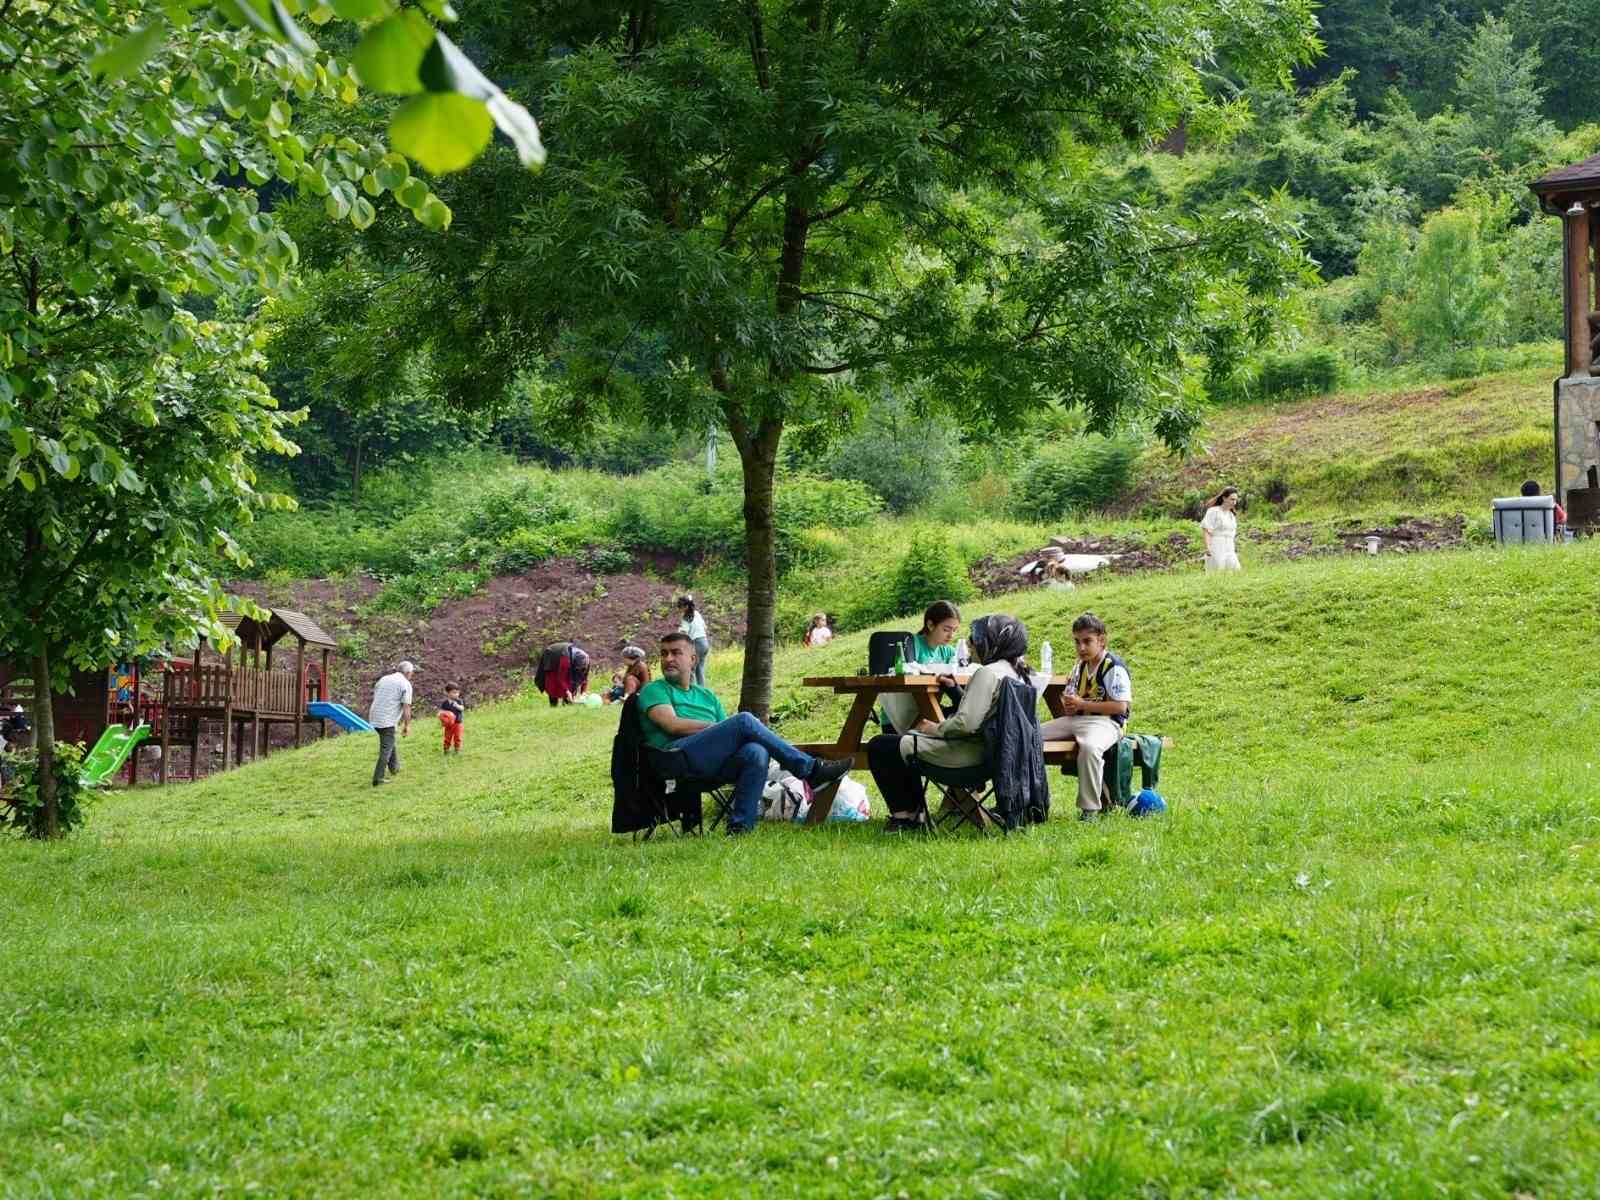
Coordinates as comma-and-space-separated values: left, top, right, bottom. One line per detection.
793, 672, 1085, 827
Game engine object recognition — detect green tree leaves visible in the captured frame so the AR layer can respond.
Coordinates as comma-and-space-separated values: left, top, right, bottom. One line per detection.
390, 93, 493, 175
352, 14, 544, 173
352, 10, 435, 93
89, 24, 166, 82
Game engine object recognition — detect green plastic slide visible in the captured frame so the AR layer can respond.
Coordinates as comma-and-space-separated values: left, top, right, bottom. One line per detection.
81, 723, 151, 786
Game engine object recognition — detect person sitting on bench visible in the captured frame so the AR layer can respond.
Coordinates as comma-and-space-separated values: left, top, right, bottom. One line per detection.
1038, 612, 1131, 821
637, 632, 853, 835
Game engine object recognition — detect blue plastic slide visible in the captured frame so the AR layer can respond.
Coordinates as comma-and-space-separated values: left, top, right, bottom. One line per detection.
306, 701, 376, 733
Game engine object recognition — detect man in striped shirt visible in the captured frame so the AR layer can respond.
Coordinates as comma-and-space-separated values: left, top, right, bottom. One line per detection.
369, 661, 414, 787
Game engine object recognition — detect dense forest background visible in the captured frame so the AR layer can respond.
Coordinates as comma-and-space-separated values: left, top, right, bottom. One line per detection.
239, 0, 1596, 590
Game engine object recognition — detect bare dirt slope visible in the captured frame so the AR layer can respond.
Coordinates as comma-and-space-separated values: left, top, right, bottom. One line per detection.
234, 557, 746, 711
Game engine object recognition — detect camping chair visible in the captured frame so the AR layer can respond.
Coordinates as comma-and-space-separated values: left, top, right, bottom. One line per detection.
612, 695, 713, 840
868, 631, 916, 733
647, 744, 736, 833
616, 695, 738, 835
920, 760, 1001, 835
912, 677, 1048, 835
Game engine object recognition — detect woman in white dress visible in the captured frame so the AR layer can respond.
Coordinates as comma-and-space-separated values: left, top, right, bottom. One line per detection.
1200, 485, 1241, 571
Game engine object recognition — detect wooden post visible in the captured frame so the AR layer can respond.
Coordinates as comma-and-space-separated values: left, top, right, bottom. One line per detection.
1566, 201, 1592, 377
159, 665, 171, 785
253, 712, 262, 762
222, 643, 233, 771
320, 647, 330, 739
295, 637, 305, 748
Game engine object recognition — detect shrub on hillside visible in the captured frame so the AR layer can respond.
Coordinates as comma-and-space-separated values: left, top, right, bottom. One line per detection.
886, 530, 973, 616
462, 478, 588, 545
1013, 436, 1142, 522
1258, 348, 1345, 401
613, 466, 881, 570
822, 530, 975, 635
824, 408, 960, 513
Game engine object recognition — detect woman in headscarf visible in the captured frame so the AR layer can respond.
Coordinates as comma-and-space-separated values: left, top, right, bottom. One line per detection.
867, 613, 1042, 832
535, 641, 591, 707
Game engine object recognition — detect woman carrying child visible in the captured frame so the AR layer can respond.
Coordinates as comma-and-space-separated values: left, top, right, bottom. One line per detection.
604, 646, 652, 703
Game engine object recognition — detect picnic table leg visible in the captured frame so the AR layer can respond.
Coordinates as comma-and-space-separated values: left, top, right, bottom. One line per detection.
805, 690, 877, 826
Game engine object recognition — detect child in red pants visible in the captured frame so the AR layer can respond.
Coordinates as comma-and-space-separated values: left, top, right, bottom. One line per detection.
438, 684, 465, 753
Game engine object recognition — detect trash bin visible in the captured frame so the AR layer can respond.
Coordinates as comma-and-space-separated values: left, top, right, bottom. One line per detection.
1491, 495, 1555, 545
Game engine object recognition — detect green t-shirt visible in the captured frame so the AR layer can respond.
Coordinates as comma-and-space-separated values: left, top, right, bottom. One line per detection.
637, 678, 727, 750
912, 634, 958, 667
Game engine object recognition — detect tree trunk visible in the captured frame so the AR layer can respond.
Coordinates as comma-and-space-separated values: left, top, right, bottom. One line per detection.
32, 646, 58, 839
731, 415, 783, 720
352, 435, 364, 503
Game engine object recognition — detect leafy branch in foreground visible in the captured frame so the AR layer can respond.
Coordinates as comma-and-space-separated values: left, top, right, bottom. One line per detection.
0, 0, 539, 836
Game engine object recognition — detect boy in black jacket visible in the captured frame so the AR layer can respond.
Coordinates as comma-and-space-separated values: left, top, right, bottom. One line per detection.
439, 684, 465, 754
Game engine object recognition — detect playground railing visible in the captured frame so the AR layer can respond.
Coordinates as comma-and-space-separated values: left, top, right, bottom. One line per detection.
166, 664, 307, 716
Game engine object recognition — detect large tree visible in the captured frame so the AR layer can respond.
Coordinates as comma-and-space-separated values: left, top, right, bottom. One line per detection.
0, 0, 540, 834
326, 1, 1317, 717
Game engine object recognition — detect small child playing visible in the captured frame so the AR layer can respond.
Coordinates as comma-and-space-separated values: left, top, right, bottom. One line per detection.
438, 683, 465, 754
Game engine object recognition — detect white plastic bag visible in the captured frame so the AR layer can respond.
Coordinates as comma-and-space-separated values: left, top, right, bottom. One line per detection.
762, 773, 809, 821
794, 775, 870, 823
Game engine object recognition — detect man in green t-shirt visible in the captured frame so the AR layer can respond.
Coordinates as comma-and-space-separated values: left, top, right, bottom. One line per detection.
639, 632, 852, 833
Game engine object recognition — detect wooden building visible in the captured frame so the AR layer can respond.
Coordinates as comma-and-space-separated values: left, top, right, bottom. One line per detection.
1531, 155, 1600, 530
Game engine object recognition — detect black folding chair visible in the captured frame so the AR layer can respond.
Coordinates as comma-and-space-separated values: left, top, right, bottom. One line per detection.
646, 745, 736, 833
613, 696, 707, 840
868, 631, 916, 675
920, 760, 1002, 836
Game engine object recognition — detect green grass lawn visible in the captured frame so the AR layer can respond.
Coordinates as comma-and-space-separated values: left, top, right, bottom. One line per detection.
6, 545, 1600, 1197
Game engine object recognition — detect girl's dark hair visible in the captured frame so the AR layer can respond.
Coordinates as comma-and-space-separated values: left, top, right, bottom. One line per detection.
921, 600, 961, 634
1071, 612, 1107, 637
1520, 479, 1541, 497
676, 594, 696, 618
1204, 485, 1239, 513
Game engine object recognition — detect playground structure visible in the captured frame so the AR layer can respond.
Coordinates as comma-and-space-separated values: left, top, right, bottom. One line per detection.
0, 607, 341, 788
158, 608, 338, 784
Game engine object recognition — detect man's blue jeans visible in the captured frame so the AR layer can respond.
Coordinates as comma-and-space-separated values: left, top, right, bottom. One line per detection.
665, 712, 817, 830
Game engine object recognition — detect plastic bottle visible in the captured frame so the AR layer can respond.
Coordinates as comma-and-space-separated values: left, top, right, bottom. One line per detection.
1040, 640, 1053, 678
955, 638, 969, 668
893, 642, 907, 677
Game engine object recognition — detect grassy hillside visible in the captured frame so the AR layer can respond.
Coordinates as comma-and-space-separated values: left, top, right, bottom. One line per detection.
1129, 363, 1558, 520
5, 544, 1599, 1197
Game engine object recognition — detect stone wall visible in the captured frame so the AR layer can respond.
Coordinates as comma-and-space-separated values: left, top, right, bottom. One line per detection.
1555, 374, 1600, 502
